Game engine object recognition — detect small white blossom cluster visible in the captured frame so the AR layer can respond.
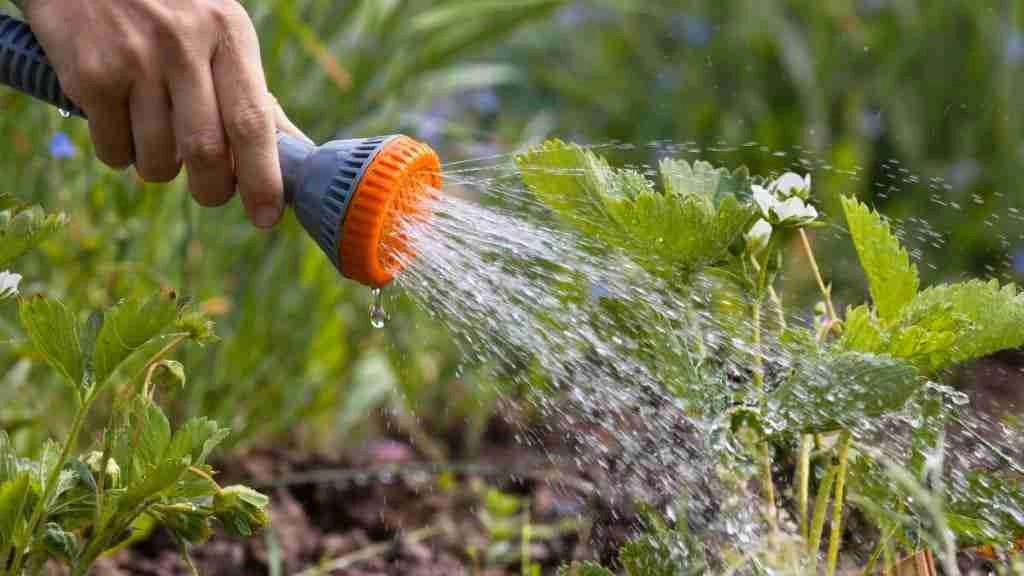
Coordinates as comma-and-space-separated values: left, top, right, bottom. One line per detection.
0, 270, 21, 300
746, 173, 816, 254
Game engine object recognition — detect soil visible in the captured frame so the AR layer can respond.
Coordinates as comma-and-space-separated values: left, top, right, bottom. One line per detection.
90, 419, 633, 576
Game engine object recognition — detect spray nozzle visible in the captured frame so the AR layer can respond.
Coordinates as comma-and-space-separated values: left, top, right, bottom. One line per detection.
279, 133, 442, 287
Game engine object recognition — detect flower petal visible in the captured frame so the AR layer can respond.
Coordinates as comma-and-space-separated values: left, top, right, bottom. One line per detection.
771, 172, 812, 198
752, 185, 776, 217
0, 270, 22, 299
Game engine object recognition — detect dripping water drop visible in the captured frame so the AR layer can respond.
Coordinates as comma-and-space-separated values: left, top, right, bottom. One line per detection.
370, 287, 388, 329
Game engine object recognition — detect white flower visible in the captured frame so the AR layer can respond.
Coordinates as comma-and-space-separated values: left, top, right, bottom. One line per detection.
752, 185, 775, 218
0, 271, 21, 299
774, 197, 818, 224
751, 173, 818, 226
770, 172, 812, 199
746, 218, 773, 255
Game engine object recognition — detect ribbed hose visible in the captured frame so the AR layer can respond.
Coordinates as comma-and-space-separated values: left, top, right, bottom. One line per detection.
0, 14, 83, 117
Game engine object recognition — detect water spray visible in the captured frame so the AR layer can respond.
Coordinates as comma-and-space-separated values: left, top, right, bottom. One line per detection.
0, 14, 442, 288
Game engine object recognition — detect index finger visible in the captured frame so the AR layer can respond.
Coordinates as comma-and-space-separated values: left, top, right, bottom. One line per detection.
212, 8, 281, 229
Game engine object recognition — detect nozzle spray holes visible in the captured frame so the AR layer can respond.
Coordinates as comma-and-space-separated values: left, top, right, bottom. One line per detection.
370, 288, 389, 329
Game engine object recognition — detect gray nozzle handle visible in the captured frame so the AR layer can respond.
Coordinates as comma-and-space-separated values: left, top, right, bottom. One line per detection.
0, 14, 83, 116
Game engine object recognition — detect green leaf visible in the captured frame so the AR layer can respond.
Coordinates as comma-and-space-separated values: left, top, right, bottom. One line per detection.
132, 397, 172, 471
0, 432, 15, 483
841, 196, 919, 322
214, 485, 270, 537
768, 351, 922, 433
42, 522, 79, 562
0, 204, 68, 267
153, 505, 213, 544
0, 192, 16, 212
165, 464, 220, 501
516, 141, 755, 279
0, 472, 32, 547
165, 418, 230, 467
94, 290, 179, 386
838, 305, 888, 354
558, 562, 616, 576
948, 471, 1024, 547
19, 296, 84, 390
149, 360, 186, 391
484, 488, 521, 518
515, 140, 624, 239
661, 159, 750, 203
898, 280, 1024, 369
108, 457, 191, 526
619, 534, 702, 576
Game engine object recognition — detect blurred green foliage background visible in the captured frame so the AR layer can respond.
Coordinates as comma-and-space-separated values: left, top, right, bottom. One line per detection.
1, 0, 1022, 455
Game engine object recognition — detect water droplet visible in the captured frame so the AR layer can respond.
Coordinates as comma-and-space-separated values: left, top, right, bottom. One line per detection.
370, 288, 388, 329
57, 108, 70, 118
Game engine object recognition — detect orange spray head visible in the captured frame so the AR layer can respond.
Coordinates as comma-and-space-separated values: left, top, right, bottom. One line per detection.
280, 134, 442, 287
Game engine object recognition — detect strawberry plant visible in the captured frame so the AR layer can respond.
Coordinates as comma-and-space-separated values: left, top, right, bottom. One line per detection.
517, 142, 1024, 573
0, 194, 268, 575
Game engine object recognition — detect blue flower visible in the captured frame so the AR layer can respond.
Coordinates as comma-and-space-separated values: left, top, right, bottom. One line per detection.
685, 16, 713, 47
1013, 248, 1024, 275
48, 132, 78, 159
1008, 31, 1024, 65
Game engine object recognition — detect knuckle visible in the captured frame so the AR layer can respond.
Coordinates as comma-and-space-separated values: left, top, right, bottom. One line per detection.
72, 57, 112, 96
225, 101, 272, 143
210, 0, 250, 30
180, 128, 227, 170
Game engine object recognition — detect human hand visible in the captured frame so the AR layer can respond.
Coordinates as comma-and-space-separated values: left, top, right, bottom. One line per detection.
23, 0, 310, 228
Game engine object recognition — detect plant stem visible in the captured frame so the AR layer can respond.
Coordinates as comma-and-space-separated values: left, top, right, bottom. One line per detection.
826, 431, 853, 576
863, 525, 897, 576
758, 441, 778, 534
798, 434, 812, 540
799, 229, 837, 325
10, 390, 96, 574
521, 512, 532, 576
807, 463, 838, 573
750, 297, 778, 534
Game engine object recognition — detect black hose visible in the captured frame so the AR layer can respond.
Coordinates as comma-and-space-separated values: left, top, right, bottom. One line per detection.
0, 14, 83, 117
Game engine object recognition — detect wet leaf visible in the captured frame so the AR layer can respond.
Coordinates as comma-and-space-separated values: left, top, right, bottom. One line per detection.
898, 279, 1024, 369
948, 471, 1024, 547
841, 196, 919, 322
839, 305, 887, 354
517, 141, 755, 280
768, 350, 921, 433
19, 296, 84, 391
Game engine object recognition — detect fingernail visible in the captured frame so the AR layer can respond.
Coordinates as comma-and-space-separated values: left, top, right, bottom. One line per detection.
253, 204, 282, 228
